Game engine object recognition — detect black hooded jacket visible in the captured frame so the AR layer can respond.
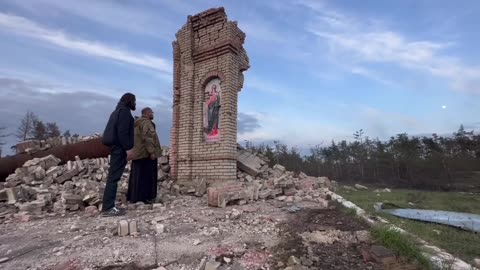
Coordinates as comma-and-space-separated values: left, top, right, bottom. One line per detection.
102, 101, 134, 150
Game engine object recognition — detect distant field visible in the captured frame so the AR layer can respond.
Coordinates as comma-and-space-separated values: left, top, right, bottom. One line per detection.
337, 187, 480, 264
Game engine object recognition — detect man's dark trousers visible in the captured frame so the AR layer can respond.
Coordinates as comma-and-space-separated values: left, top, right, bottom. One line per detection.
102, 146, 127, 211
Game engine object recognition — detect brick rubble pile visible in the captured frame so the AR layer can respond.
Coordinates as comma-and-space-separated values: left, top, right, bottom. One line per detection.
201, 145, 333, 208
0, 151, 173, 222
0, 145, 333, 221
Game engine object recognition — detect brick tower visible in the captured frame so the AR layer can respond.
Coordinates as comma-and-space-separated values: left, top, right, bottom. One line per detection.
169, 7, 250, 187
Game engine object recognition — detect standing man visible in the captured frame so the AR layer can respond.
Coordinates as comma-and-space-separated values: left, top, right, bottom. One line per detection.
127, 107, 162, 204
101, 93, 136, 216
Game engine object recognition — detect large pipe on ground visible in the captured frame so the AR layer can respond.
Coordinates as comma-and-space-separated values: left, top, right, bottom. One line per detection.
0, 138, 110, 181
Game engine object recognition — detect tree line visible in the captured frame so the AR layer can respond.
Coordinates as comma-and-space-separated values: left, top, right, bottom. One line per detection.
244, 126, 480, 191
0, 111, 77, 157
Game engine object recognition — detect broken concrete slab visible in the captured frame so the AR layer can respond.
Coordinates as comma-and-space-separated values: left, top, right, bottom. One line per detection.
237, 150, 265, 177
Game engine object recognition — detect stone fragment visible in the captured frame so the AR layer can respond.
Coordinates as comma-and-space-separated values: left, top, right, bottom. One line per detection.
195, 177, 207, 197
55, 168, 81, 184
473, 258, 480, 268
155, 224, 165, 234
161, 164, 171, 172
74, 155, 83, 169
205, 261, 221, 270
284, 187, 298, 196
355, 184, 368, 190
128, 220, 138, 235
118, 220, 129, 236
288, 256, 301, 266
158, 170, 166, 181
273, 164, 286, 173
237, 150, 264, 177
298, 172, 307, 179
370, 245, 396, 264
258, 189, 272, 199
159, 156, 169, 165
355, 230, 371, 243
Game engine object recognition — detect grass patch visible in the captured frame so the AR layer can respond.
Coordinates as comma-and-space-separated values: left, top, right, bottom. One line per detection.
371, 225, 432, 269
337, 187, 480, 263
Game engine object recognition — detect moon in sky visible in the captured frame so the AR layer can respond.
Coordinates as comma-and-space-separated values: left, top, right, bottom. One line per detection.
442, 105, 447, 109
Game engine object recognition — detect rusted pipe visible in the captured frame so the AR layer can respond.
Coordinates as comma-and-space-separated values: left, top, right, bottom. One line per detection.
0, 138, 110, 181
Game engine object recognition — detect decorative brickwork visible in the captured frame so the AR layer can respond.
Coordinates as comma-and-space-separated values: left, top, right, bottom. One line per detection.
170, 7, 249, 186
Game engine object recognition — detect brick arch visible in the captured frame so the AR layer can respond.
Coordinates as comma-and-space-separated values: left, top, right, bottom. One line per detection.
199, 70, 226, 89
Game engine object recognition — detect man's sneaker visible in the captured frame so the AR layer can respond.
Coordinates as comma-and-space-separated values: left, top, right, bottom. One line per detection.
101, 207, 126, 217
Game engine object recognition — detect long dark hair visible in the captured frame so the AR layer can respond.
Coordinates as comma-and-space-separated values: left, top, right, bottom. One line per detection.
120, 93, 136, 110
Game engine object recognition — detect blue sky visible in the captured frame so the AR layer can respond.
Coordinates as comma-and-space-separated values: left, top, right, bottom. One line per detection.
0, 0, 479, 154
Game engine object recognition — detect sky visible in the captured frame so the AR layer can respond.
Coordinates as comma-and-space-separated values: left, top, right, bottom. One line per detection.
1, 0, 480, 155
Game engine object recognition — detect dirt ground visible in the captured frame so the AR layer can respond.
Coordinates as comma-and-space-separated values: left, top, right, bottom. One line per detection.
0, 195, 421, 270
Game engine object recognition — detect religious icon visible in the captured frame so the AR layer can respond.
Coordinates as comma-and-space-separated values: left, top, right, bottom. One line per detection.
203, 78, 221, 142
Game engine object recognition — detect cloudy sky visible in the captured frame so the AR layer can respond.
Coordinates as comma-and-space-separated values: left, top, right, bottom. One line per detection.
1, 0, 480, 154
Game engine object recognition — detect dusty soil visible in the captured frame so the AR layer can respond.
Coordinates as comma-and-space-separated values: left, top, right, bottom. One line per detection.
0, 195, 421, 270
269, 207, 378, 270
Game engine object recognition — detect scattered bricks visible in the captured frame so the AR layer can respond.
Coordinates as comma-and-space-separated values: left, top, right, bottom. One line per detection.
17, 200, 45, 215
370, 245, 396, 265
258, 189, 272, 199
63, 194, 83, 205
284, 187, 298, 196
317, 176, 331, 188
62, 194, 84, 211
55, 168, 81, 184
273, 164, 286, 173
128, 220, 138, 235
118, 220, 129, 237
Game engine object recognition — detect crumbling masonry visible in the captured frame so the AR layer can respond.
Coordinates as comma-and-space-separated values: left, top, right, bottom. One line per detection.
169, 7, 250, 186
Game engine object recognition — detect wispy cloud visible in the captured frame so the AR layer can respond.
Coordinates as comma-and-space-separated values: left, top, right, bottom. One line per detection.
299, 1, 480, 93
4, 0, 178, 38
0, 12, 172, 73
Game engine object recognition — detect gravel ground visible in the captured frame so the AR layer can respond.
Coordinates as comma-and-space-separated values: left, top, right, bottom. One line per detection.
0, 195, 421, 270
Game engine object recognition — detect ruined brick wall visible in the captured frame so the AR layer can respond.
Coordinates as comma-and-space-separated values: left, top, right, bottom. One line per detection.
170, 7, 249, 186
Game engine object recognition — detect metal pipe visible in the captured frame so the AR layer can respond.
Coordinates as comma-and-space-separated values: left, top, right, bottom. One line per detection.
0, 138, 110, 181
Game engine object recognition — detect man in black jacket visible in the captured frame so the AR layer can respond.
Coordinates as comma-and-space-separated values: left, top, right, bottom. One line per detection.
101, 93, 136, 216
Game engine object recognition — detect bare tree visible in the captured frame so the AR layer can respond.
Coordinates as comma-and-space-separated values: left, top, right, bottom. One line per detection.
16, 111, 38, 141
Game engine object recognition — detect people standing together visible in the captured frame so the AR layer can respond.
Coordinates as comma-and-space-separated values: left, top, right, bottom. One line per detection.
101, 93, 162, 217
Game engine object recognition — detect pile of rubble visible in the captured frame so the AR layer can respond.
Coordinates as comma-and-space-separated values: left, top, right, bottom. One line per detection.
0, 144, 333, 221
15, 134, 102, 154
200, 147, 333, 208
0, 152, 173, 222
